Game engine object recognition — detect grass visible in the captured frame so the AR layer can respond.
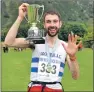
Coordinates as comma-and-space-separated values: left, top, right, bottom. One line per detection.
1, 48, 93, 91
63, 48, 93, 91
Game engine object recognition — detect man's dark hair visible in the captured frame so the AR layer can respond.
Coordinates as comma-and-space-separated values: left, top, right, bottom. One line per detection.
43, 10, 61, 22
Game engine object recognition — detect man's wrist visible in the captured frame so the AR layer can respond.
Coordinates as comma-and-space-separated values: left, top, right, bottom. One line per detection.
69, 55, 76, 62
17, 16, 23, 22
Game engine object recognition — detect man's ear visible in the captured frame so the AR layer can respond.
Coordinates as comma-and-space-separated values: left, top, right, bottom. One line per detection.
43, 22, 45, 28
60, 21, 62, 28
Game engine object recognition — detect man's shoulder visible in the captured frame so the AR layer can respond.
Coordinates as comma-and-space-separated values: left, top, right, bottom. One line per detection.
59, 40, 68, 46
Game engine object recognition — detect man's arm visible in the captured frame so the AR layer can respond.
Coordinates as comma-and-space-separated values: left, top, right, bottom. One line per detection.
66, 55, 79, 80
62, 34, 81, 80
4, 3, 30, 48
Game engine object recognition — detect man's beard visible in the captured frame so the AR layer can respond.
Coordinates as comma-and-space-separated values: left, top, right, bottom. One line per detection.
46, 26, 59, 37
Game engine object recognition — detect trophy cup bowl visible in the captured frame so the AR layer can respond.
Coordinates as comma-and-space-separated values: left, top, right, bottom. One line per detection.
26, 4, 45, 44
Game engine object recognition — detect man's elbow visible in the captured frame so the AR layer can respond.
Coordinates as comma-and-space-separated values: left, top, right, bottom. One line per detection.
4, 40, 12, 47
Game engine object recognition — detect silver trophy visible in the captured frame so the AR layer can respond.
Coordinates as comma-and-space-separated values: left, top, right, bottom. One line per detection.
25, 4, 45, 44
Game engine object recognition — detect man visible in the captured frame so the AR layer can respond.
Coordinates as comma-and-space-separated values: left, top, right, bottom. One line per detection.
4, 3, 81, 92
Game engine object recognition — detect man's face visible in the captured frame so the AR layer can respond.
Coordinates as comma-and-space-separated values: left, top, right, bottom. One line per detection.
44, 14, 62, 37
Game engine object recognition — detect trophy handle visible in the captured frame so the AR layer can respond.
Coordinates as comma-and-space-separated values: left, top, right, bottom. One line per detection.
24, 13, 31, 24
24, 16, 30, 24
37, 5, 44, 22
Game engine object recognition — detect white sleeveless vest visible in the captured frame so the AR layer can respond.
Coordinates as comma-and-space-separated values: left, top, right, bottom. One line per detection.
29, 40, 67, 89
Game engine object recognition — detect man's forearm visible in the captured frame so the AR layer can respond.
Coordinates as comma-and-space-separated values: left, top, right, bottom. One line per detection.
4, 16, 23, 45
70, 60, 79, 80
67, 55, 80, 80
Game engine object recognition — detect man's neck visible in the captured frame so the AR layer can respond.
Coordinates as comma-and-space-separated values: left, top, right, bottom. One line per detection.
46, 35, 58, 48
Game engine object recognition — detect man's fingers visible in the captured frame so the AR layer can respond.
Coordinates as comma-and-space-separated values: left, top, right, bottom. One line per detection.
77, 41, 82, 48
71, 31, 75, 42
19, 3, 29, 10
74, 35, 78, 44
21, 3, 29, 7
69, 32, 75, 42
68, 34, 71, 43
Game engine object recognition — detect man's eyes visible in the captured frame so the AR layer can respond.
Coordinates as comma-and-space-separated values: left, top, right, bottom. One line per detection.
46, 20, 51, 23
53, 20, 58, 23
46, 20, 58, 23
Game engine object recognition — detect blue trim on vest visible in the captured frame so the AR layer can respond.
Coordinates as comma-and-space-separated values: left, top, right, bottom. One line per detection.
59, 72, 63, 77
31, 67, 38, 72
32, 57, 39, 63
60, 62, 65, 68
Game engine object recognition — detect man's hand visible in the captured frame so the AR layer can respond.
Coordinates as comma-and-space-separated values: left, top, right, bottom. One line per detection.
18, 3, 29, 21
62, 33, 82, 57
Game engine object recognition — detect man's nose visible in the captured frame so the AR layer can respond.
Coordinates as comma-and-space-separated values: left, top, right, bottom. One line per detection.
50, 21, 55, 26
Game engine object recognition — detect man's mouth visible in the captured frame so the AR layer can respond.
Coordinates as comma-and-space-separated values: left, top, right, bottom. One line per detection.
49, 29, 56, 33
47, 26, 59, 37
48, 26, 57, 32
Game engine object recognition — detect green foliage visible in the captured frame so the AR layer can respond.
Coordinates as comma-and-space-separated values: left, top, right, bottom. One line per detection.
1, 0, 93, 41
1, 28, 9, 41
83, 25, 93, 41
82, 25, 93, 48
59, 22, 87, 41
17, 24, 29, 38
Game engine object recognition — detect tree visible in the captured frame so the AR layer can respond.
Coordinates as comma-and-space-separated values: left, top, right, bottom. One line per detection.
1, 28, 8, 41
58, 22, 87, 41
17, 24, 29, 38
83, 25, 93, 48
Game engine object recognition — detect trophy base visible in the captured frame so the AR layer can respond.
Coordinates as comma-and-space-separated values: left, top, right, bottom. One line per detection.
26, 37, 45, 44
32, 39, 45, 44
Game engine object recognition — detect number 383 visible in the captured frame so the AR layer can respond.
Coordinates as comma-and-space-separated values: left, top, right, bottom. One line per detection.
40, 63, 56, 74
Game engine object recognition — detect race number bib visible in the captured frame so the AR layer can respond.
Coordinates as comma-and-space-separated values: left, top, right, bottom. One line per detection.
37, 61, 60, 82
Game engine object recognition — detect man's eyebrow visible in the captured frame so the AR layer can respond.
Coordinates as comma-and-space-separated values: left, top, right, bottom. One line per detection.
45, 20, 51, 22
53, 19, 58, 21
46, 19, 51, 21
46, 19, 58, 21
